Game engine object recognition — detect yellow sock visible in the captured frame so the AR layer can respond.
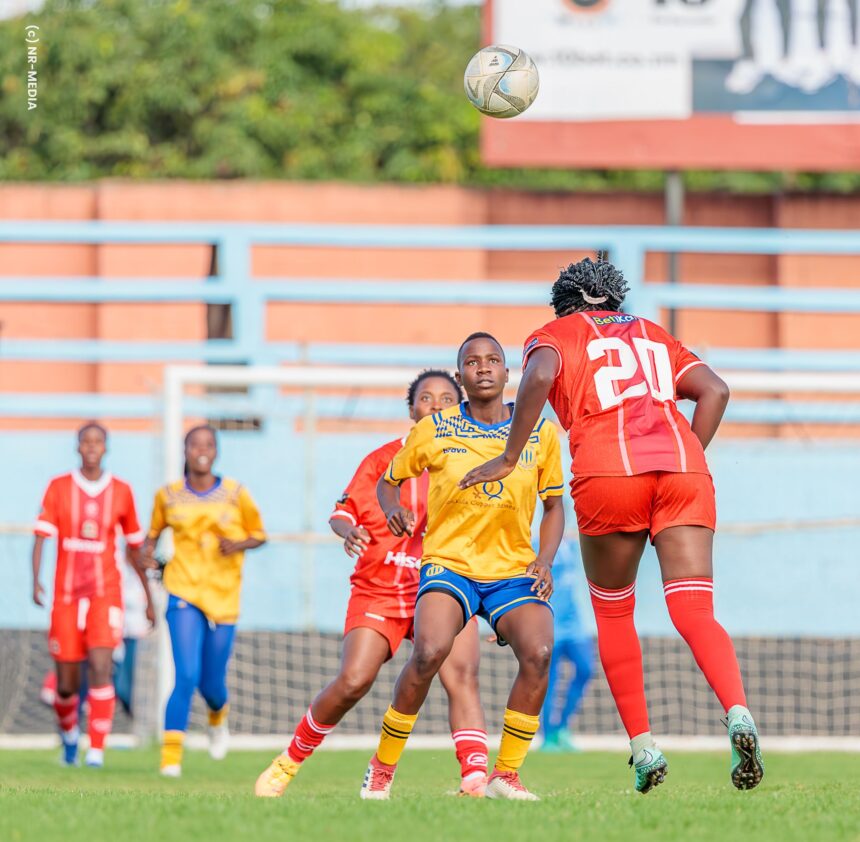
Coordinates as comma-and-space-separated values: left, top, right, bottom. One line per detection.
208, 704, 229, 728
375, 705, 418, 767
495, 708, 540, 773
161, 730, 185, 768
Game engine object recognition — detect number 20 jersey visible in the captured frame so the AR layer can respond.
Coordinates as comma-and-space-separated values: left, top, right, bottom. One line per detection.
523, 311, 710, 478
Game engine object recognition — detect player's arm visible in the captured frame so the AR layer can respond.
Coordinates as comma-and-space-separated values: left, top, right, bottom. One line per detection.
460, 346, 559, 489
127, 547, 156, 627
219, 487, 267, 556
329, 459, 373, 558
141, 489, 168, 569
32, 482, 58, 607
376, 475, 414, 538
528, 494, 564, 601
676, 364, 730, 450
31, 535, 47, 607
376, 420, 433, 537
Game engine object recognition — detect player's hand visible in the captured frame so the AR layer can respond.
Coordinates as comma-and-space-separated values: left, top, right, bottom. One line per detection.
145, 600, 156, 628
526, 558, 554, 601
343, 525, 371, 558
218, 537, 244, 556
384, 505, 415, 537
459, 453, 517, 490
140, 541, 160, 570
32, 581, 46, 607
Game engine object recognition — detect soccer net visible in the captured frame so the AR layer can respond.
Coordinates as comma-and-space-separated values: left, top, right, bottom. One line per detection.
3, 364, 860, 749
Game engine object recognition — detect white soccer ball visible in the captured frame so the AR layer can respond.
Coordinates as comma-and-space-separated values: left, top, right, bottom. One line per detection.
463, 45, 539, 119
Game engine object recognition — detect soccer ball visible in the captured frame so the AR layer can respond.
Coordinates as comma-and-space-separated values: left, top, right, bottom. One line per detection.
463, 45, 539, 119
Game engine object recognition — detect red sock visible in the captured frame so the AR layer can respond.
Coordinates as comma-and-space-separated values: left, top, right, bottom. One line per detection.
664, 578, 747, 711
54, 693, 79, 735
286, 707, 335, 764
87, 685, 116, 751
589, 582, 650, 738
452, 729, 488, 781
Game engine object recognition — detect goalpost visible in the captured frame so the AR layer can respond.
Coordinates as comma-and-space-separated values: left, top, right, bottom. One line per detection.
132, 363, 860, 751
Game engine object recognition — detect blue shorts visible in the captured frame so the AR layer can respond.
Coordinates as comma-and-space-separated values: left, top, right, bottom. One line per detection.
416, 564, 552, 638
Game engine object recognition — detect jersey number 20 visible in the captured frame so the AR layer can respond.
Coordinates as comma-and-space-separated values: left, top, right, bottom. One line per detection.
587, 336, 673, 410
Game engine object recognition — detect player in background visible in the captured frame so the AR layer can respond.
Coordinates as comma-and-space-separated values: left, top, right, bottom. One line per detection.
31, 422, 151, 768
256, 371, 487, 798
461, 257, 764, 793
540, 537, 594, 752
143, 425, 266, 777
359, 334, 565, 801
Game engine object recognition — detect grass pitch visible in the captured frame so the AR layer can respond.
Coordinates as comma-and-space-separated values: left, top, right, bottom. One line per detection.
2, 748, 859, 842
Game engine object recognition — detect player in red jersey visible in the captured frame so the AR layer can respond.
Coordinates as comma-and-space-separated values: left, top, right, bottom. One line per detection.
255, 371, 487, 798
462, 257, 763, 793
31, 422, 153, 768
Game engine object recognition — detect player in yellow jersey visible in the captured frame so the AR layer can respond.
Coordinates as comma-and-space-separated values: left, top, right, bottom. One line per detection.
142, 425, 267, 777
360, 333, 565, 801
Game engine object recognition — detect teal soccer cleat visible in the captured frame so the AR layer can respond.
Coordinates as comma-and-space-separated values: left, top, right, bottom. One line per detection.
727, 705, 764, 790
629, 745, 668, 794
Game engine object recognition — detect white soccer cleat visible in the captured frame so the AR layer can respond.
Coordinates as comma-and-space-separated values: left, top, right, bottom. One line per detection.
160, 764, 182, 778
458, 772, 487, 797
359, 755, 396, 800
208, 722, 229, 761
486, 770, 539, 801
85, 748, 104, 768
725, 60, 765, 95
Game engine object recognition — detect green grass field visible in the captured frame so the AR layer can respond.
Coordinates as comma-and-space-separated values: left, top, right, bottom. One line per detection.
2, 748, 859, 842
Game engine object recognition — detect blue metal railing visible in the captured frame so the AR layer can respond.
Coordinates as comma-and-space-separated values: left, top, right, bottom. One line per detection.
0, 221, 859, 421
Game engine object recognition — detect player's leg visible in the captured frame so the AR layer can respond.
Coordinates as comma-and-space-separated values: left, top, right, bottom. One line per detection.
486, 601, 553, 800
654, 518, 763, 788
198, 619, 237, 761
361, 591, 466, 800
557, 637, 595, 747
437, 618, 487, 795
255, 625, 392, 797
50, 600, 85, 766
539, 639, 567, 752
84, 646, 115, 768
161, 596, 206, 776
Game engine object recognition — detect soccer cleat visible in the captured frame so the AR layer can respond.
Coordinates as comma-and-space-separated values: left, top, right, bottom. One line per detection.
539, 730, 563, 753
60, 727, 79, 767
359, 755, 396, 800
458, 772, 487, 797
727, 706, 764, 791
85, 748, 104, 768
208, 722, 229, 761
486, 771, 539, 801
629, 746, 668, 794
160, 764, 182, 778
254, 755, 300, 798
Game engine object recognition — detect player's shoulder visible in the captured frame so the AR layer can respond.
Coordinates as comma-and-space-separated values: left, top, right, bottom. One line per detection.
219, 476, 247, 498
416, 404, 461, 436
45, 471, 73, 489
109, 475, 134, 493
367, 437, 407, 462
159, 479, 186, 500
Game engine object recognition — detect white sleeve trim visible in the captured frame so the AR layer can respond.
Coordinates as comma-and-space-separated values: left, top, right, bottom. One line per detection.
524, 342, 563, 377
124, 529, 145, 547
34, 520, 58, 537
675, 359, 706, 384
330, 510, 357, 525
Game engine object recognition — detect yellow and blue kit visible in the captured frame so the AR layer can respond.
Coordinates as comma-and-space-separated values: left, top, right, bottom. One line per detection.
384, 401, 564, 631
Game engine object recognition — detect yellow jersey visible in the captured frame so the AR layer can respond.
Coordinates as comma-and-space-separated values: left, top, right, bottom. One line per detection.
384, 402, 564, 581
148, 476, 266, 624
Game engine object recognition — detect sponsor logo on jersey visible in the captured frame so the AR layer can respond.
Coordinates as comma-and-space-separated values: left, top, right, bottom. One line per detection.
425, 564, 445, 577
62, 537, 106, 554
84, 500, 100, 518
518, 448, 536, 469
443, 447, 467, 454
481, 481, 504, 500
523, 337, 539, 357
591, 314, 637, 326
384, 550, 421, 569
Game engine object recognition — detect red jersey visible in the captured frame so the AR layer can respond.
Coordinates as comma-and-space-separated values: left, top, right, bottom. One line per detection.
330, 438, 428, 619
34, 471, 144, 605
523, 311, 709, 478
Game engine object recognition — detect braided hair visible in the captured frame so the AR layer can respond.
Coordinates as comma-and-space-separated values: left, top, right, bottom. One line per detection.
550, 253, 629, 317
406, 369, 463, 408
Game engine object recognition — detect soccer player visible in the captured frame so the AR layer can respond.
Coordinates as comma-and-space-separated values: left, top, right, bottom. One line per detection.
143, 425, 266, 777
359, 334, 565, 801
540, 538, 594, 752
31, 422, 151, 768
255, 370, 487, 798
461, 257, 764, 792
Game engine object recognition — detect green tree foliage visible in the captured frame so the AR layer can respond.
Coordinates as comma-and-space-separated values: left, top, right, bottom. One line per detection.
0, 0, 857, 193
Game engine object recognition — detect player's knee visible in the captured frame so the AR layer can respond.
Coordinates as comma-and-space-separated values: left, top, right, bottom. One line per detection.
412, 640, 448, 678
173, 663, 200, 695
88, 665, 112, 687
56, 681, 78, 699
337, 669, 375, 703
520, 642, 552, 679
199, 682, 227, 712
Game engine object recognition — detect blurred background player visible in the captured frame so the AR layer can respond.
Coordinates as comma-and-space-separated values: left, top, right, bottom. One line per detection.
462, 257, 764, 793
256, 370, 487, 798
540, 537, 594, 753
360, 333, 564, 801
31, 422, 148, 768
144, 425, 266, 778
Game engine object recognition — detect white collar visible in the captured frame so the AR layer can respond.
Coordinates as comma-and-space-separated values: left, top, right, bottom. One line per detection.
72, 469, 113, 497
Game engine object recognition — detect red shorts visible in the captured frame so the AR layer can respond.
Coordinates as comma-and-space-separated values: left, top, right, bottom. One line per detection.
572, 471, 716, 542
343, 591, 414, 660
49, 595, 123, 662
